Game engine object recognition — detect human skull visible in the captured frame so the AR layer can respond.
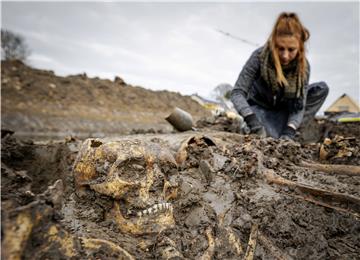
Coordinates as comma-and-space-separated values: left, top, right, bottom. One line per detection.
73, 139, 178, 235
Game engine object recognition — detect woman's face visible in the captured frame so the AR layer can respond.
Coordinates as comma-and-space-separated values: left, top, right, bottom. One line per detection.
275, 35, 300, 65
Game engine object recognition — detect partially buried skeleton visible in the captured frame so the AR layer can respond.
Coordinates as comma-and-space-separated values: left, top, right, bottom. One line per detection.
4, 134, 358, 259
1, 135, 262, 259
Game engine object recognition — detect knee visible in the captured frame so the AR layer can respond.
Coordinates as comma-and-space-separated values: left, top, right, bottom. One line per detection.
308, 81, 329, 99
317, 81, 329, 97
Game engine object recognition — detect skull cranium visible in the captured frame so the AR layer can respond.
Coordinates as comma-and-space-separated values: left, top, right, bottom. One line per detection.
73, 139, 178, 235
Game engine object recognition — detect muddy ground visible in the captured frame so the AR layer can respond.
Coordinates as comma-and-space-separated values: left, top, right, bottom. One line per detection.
1, 118, 359, 259
2, 60, 360, 259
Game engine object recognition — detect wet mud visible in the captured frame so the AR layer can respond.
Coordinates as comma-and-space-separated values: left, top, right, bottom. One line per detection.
1, 121, 360, 259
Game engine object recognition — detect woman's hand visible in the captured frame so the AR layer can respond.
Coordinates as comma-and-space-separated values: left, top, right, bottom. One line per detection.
280, 125, 296, 140
244, 114, 266, 137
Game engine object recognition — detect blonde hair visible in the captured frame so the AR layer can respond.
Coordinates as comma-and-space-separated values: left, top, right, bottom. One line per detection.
268, 12, 310, 87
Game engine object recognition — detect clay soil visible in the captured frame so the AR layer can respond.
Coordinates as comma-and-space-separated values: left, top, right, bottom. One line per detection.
1, 61, 360, 259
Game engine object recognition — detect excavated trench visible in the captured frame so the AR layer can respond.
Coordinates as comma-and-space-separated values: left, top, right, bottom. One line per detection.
1, 121, 359, 259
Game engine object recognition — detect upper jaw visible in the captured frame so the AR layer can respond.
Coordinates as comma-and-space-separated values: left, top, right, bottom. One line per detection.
109, 201, 175, 235
120, 201, 174, 219
136, 202, 173, 217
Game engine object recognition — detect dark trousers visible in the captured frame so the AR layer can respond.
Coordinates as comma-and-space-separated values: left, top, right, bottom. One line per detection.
250, 82, 329, 138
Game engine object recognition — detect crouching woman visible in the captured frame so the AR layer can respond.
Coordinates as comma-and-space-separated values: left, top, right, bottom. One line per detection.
231, 12, 329, 139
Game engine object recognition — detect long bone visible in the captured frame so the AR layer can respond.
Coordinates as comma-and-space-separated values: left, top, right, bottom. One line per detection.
300, 161, 360, 176
264, 169, 360, 218
226, 227, 244, 256
289, 193, 360, 219
199, 227, 215, 260
254, 149, 360, 218
217, 211, 244, 256
264, 169, 360, 206
244, 223, 259, 260
80, 238, 135, 260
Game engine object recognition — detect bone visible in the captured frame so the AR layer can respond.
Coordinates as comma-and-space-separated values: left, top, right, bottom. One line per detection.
255, 148, 360, 217
264, 169, 360, 216
225, 227, 244, 256
265, 169, 360, 205
132, 164, 145, 171
290, 194, 360, 219
200, 227, 215, 260
300, 161, 360, 176
81, 238, 135, 260
244, 223, 259, 260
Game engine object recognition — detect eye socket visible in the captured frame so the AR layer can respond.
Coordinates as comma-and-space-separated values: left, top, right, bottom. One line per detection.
288, 48, 295, 52
115, 158, 147, 181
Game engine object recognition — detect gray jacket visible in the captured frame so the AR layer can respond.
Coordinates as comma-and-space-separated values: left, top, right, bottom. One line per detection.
231, 47, 310, 129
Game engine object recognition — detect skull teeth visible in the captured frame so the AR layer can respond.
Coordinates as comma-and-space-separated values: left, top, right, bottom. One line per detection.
136, 203, 173, 217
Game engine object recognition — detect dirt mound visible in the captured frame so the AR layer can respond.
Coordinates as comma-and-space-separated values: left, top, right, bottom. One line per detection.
1, 60, 210, 139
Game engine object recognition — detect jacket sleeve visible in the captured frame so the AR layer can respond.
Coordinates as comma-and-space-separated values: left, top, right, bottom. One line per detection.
287, 61, 311, 129
231, 48, 262, 117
